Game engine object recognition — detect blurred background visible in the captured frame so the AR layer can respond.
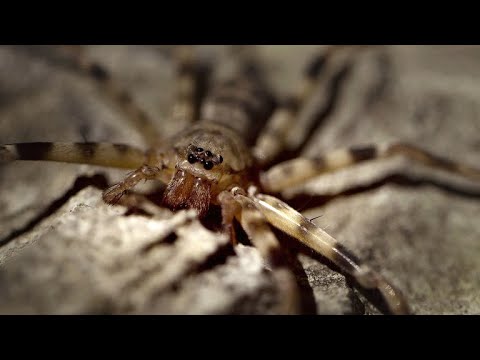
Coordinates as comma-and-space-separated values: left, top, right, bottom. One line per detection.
0, 45, 479, 314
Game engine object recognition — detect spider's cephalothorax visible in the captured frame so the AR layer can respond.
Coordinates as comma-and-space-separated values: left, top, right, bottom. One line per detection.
157, 73, 272, 217
162, 122, 257, 217
2, 45, 480, 315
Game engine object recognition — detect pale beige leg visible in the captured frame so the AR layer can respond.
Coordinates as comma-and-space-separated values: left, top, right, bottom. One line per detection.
218, 188, 301, 314
261, 142, 480, 193
170, 46, 203, 125
0, 142, 146, 169
251, 191, 410, 315
253, 45, 371, 166
60, 45, 162, 146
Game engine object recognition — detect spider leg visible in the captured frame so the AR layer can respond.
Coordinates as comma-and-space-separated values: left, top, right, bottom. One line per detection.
218, 188, 301, 314
0, 142, 146, 169
218, 189, 241, 245
253, 45, 371, 166
251, 191, 410, 315
0, 141, 171, 205
261, 142, 480, 193
170, 46, 209, 125
56, 46, 163, 146
228, 45, 267, 80
102, 164, 163, 205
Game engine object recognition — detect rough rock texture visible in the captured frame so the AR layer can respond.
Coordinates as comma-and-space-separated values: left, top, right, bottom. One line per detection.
0, 45, 479, 314
0, 187, 278, 314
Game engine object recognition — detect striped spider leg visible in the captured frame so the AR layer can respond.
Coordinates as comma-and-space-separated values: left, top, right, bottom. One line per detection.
3, 45, 336, 314
250, 46, 480, 314
0, 45, 411, 315
252, 142, 480, 314
218, 187, 300, 314
4, 46, 478, 315
0, 45, 393, 314
260, 143, 480, 194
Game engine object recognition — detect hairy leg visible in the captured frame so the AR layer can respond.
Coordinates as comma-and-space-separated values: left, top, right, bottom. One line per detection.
251, 190, 410, 315
102, 164, 164, 204
261, 142, 480, 193
218, 188, 301, 314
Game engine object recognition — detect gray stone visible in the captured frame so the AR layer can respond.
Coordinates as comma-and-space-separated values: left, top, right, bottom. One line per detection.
0, 46, 479, 314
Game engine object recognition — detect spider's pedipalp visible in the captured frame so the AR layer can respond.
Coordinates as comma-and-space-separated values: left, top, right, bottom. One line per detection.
261, 142, 480, 193
0, 142, 146, 169
218, 189, 301, 314
103, 164, 163, 205
252, 192, 410, 315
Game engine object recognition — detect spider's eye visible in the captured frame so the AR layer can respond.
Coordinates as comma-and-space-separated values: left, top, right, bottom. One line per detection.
196, 147, 204, 153
203, 161, 214, 170
218, 155, 223, 163
188, 154, 196, 164
205, 150, 212, 157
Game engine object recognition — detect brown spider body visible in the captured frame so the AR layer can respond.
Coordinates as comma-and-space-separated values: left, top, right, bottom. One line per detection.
161, 123, 256, 216
2, 45, 480, 315
132, 73, 273, 217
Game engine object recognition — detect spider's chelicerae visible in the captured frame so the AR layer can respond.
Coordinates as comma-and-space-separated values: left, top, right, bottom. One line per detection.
1, 45, 480, 314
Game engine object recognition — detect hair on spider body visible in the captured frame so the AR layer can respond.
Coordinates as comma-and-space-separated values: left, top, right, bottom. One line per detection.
3, 45, 480, 315
162, 169, 212, 218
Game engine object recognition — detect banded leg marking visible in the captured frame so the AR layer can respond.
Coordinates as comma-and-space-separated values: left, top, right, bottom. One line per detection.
61, 46, 162, 146
171, 46, 201, 124
0, 142, 146, 169
261, 142, 480, 193
253, 45, 371, 166
252, 192, 410, 315
218, 188, 301, 314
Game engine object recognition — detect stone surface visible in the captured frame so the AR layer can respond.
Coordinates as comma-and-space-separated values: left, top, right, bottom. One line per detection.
0, 45, 479, 314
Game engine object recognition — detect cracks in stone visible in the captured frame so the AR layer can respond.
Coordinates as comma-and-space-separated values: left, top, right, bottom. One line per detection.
3, 168, 477, 314
0, 173, 109, 248
119, 239, 236, 313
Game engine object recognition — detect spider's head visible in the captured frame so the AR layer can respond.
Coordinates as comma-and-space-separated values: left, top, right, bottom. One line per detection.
162, 138, 229, 218
162, 125, 252, 217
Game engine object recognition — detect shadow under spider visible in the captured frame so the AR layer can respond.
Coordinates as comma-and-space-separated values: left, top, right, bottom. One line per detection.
3, 169, 479, 314
286, 172, 480, 212
0, 173, 109, 247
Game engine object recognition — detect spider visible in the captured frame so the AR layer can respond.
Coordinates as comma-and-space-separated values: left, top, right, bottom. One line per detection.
1, 45, 479, 314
